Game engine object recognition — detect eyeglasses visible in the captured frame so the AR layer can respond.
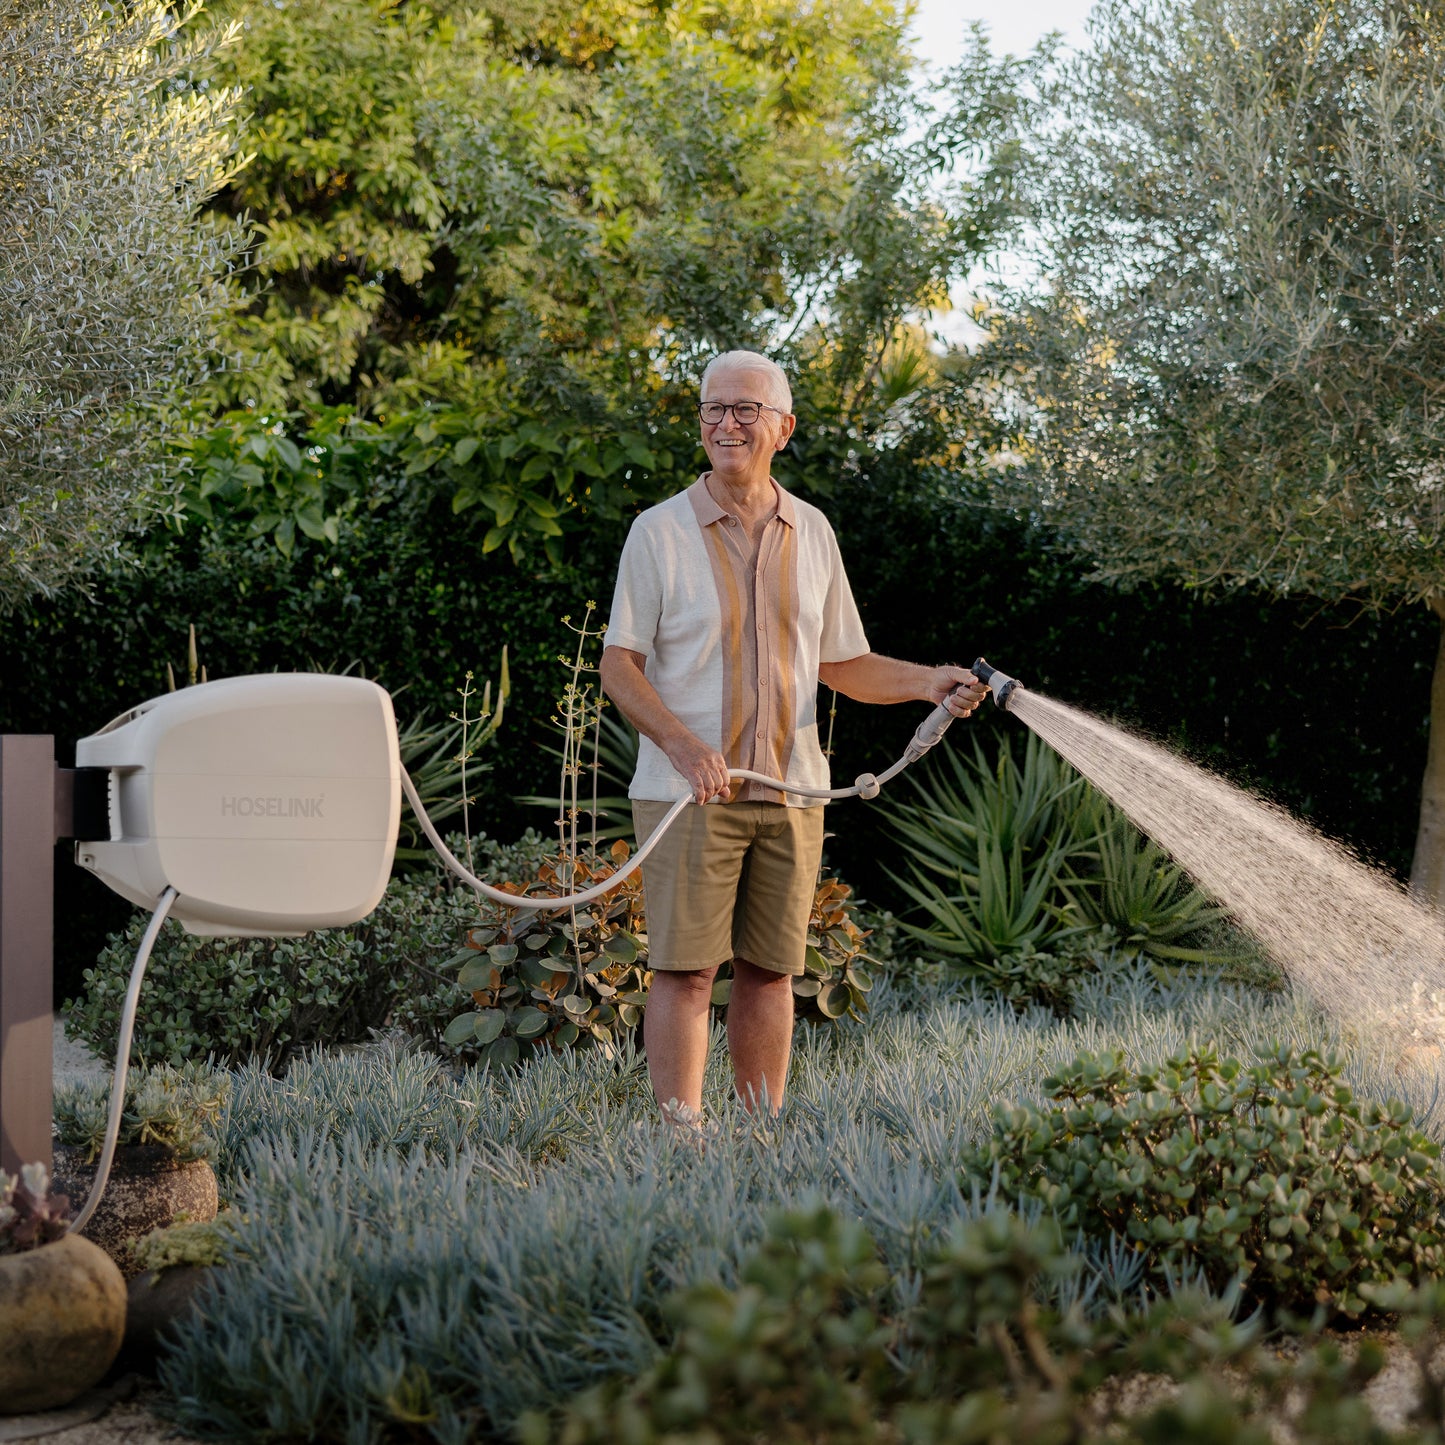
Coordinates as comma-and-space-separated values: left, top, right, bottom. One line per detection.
697, 401, 785, 426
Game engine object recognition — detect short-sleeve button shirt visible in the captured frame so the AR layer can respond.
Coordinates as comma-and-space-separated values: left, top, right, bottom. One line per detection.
606, 474, 869, 806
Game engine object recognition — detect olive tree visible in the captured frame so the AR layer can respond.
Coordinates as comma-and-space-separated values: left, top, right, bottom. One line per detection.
984, 0, 1445, 900
0, 0, 245, 610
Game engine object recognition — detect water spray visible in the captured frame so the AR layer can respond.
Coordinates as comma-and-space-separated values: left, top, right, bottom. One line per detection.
969, 668, 1445, 1059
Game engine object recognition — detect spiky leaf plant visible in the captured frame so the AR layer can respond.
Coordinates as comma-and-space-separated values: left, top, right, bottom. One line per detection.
889, 732, 1236, 983
1065, 817, 1233, 963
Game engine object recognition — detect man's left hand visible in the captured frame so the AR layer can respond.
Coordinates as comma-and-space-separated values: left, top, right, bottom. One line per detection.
926, 666, 988, 717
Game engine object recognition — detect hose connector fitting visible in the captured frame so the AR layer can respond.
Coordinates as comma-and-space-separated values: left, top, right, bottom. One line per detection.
971, 657, 1021, 710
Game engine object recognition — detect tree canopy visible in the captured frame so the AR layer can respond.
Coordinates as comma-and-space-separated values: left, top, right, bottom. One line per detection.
177, 0, 1024, 562
0, 0, 246, 611
987, 0, 1445, 606
973, 0, 1445, 895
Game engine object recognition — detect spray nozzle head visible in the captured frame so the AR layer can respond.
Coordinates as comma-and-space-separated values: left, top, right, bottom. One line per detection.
971, 657, 1021, 710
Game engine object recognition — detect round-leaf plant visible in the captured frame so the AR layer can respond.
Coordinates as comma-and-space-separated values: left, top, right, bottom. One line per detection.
965, 1045, 1445, 1317
440, 844, 878, 1067
441, 840, 649, 1070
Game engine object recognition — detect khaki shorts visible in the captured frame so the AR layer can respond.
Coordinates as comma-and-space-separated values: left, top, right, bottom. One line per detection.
633, 800, 826, 975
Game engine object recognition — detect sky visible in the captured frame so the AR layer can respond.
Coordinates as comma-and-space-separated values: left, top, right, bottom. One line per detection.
904, 0, 1100, 335
907, 0, 1098, 70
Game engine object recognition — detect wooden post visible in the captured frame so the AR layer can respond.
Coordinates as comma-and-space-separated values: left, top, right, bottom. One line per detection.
0, 736, 56, 1177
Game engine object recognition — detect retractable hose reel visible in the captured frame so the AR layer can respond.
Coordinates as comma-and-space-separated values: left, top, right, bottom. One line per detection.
75, 673, 401, 937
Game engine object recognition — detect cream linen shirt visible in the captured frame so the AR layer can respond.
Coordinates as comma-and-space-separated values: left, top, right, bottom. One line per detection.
606, 475, 869, 807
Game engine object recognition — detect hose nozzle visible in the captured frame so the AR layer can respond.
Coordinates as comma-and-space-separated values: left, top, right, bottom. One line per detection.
971, 657, 1021, 710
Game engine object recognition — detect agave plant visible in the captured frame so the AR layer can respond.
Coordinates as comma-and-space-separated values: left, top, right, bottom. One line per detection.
1063, 817, 1233, 963
893, 834, 1084, 961
888, 731, 1235, 972
887, 732, 1101, 961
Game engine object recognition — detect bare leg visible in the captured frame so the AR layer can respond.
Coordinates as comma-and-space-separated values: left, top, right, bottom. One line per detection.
727, 957, 794, 1113
644, 966, 719, 1121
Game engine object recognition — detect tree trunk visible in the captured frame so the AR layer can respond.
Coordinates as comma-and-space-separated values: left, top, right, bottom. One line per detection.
1411, 595, 1445, 905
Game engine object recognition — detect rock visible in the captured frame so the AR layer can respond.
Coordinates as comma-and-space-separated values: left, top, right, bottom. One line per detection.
122, 1266, 214, 1367
0, 1233, 126, 1414
51, 1146, 217, 1280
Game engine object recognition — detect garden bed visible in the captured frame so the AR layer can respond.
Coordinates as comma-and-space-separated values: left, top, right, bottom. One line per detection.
55, 965, 1444, 1442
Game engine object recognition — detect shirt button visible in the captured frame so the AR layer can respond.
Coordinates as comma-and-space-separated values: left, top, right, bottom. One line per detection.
759, 678, 767, 688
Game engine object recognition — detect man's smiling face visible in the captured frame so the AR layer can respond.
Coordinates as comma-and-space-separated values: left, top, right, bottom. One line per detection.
698, 363, 795, 485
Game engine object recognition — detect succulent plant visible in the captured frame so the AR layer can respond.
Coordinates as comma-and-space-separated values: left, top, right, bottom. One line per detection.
439, 842, 878, 1066
53, 1062, 230, 1165
0, 1163, 72, 1255
967, 1045, 1445, 1316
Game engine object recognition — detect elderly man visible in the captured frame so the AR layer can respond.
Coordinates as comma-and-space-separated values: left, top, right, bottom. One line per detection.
599, 350, 984, 1121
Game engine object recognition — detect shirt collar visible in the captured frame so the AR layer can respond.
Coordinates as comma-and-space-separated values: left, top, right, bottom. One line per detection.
688, 474, 796, 528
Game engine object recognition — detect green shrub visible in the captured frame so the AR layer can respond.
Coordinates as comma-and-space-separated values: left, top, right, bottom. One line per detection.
440, 841, 651, 1070
966, 1046, 1445, 1317
519, 1205, 898, 1445
66, 873, 475, 1070
152, 972, 1434, 1444
531, 1201, 1445, 1445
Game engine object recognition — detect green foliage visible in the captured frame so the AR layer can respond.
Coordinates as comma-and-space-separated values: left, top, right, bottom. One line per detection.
797, 874, 878, 1021
987, 0, 1445, 612
170, 408, 391, 558
1, 0, 246, 608
395, 663, 510, 862
149, 968, 1440, 1442
967, 1046, 1445, 1317
153, 0, 1032, 572
0, 1163, 72, 1255
439, 845, 877, 1066
65, 874, 475, 1071
529, 1201, 1438, 1445
889, 731, 1098, 958
167, 402, 681, 569
440, 841, 650, 1070
192, 0, 1008, 428
957, 0, 1445, 899
130, 1215, 236, 1275
1068, 817, 1233, 964
52, 1062, 230, 1165
521, 1205, 897, 1444
888, 732, 1232, 1002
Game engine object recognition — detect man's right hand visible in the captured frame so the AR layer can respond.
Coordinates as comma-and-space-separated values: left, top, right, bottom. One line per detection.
600, 645, 734, 803
664, 732, 734, 804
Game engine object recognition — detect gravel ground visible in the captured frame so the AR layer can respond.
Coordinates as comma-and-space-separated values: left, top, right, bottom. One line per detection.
52, 1016, 109, 1086
0, 1376, 194, 1445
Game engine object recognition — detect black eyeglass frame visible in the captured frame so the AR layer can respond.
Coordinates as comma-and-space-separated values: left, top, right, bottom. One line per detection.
696, 400, 787, 426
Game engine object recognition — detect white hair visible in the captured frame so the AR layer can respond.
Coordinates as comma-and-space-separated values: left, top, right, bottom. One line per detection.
700, 350, 793, 413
